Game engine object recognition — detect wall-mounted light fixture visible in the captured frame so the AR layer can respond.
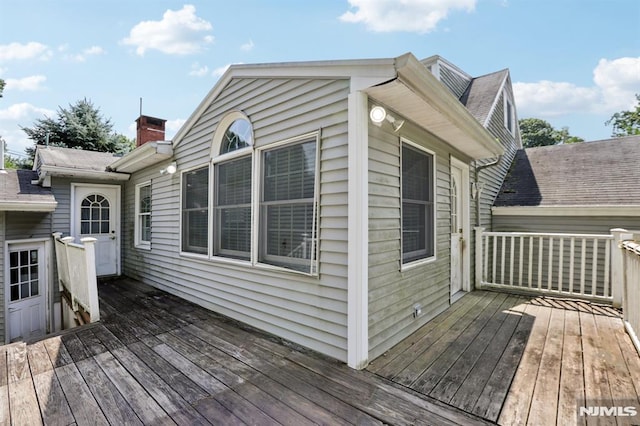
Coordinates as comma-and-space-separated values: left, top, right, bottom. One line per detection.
160, 161, 177, 175
369, 106, 405, 132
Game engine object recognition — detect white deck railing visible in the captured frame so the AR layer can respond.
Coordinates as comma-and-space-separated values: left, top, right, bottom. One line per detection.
475, 228, 615, 303
620, 238, 640, 355
53, 233, 100, 325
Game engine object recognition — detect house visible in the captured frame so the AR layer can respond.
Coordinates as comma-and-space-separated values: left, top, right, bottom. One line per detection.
0, 52, 521, 369
493, 136, 640, 234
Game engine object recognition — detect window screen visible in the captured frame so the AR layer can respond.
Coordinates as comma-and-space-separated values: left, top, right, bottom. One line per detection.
182, 166, 209, 254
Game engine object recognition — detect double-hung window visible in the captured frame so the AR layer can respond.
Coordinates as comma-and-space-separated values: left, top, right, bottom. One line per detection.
135, 182, 151, 248
213, 117, 253, 260
260, 138, 318, 274
181, 166, 209, 255
401, 141, 435, 265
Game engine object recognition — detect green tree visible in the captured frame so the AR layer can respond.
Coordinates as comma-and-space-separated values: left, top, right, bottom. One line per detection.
605, 94, 640, 137
21, 98, 134, 159
519, 118, 584, 148
0, 78, 5, 98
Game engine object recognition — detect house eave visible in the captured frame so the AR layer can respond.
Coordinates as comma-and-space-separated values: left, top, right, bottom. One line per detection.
109, 141, 173, 173
365, 53, 504, 160
0, 200, 58, 212
492, 205, 640, 217
39, 166, 130, 182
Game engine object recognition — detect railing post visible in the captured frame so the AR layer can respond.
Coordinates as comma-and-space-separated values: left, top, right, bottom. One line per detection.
475, 227, 485, 289
611, 228, 632, 308
80, 237, 100, 322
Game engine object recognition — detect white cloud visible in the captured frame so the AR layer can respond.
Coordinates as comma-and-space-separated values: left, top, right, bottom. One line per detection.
514, 57, 640, 118
189, 62, 209, 77
122, 5, 214, 56
0, 42, 51, 61
241, 39, 254, 51
339, 0, 476, 33
65, 45, 107, 62
165, 118, 186, 139
5, 75, 47, 91
0, 103, 55, 154
0, 102, 54, 120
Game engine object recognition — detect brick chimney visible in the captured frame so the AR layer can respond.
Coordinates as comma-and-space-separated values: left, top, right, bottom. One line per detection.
136, 115, 166, 147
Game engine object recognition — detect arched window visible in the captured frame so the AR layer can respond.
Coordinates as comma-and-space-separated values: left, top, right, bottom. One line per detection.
80, 194, 110, 234
211, 112, 253, 260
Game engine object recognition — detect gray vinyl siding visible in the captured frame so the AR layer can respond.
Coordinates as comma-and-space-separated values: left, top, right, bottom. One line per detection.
438, 64, 471, 100
493, 215, 640, 235
5, 212, 52, 240
368, 118, 454, 360
470, 89, 519, 287
122, 77, 350, 361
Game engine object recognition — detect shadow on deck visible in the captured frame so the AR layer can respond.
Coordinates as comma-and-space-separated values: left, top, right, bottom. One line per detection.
1, 277, 494, 425
367, 290, 640, 425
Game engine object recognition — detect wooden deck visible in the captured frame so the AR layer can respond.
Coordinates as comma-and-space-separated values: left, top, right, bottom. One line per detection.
367, 290, 640, 425
0, 278, 491, 426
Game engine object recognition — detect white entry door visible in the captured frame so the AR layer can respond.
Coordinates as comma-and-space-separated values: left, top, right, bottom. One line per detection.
450, 158, 470, 300
6, 242, 46, 342
72, 184, 120, 276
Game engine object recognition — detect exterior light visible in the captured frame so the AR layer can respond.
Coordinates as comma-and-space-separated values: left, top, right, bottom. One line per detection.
369, 106, 387, 124
160, 161, 177, 175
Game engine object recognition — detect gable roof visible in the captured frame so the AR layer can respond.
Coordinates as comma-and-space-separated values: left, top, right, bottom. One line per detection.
494, 136, 640, 210
35, 146, 129, 182
173, 52, 503, 160
460, 69, 509, 126
0, 169, 57, 211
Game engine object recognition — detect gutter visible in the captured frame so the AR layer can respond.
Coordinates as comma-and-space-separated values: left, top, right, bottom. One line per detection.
474, 156, 502, 226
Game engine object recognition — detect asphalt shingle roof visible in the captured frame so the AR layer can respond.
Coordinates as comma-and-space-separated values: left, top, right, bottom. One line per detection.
0, 169, 56, 205
494, 136, 640, 207
460, 69, 508, 125
37, 146, 122, 171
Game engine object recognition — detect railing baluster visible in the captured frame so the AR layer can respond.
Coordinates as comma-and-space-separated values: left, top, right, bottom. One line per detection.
592, 239, 599, 296
548, 237, 554, 291
558, 238, 564, 293
518, 236, 524, 286
483, 234, 489, 283
569, 237, 575, 294
580, 238, 586, 295
604, 239, 611, 298
528, 237, 533, 288
500, 236, 506, 284
509, 236, 515, 285
492, 235, 497, 284
538, 236, 543, 290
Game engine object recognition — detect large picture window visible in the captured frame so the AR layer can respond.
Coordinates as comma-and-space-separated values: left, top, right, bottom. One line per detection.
260, 139, 318, 274
401, 141, 435, 264
181, 166, 209, 254
135, 182, 151, 248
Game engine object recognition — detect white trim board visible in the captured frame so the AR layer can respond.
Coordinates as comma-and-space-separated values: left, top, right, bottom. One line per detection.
492, 205, 640, 217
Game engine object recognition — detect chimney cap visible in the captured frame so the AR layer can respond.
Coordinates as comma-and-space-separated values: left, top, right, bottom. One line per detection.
136, 115, 167, 126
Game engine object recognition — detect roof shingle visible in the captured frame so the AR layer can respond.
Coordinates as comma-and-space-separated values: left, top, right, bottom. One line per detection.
494, 136, 640, 207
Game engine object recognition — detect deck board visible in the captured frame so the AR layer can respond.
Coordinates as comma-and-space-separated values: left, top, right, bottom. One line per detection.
4, 279, 638, 425
368, 290, 640, 425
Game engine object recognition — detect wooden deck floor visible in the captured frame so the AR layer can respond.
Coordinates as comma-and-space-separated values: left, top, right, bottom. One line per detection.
367, 290, 640, 425
0, 278, 492, 426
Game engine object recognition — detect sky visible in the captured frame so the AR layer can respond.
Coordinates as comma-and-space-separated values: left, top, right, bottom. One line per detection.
1, 0, 639, 158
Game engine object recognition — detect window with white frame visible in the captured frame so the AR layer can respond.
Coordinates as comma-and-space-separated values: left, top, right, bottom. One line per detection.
181, 166, 209, 255
259, 138, 318, 274
213, 117, 253, 260
401, 141, 435, 264
135, 182, 151, 248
